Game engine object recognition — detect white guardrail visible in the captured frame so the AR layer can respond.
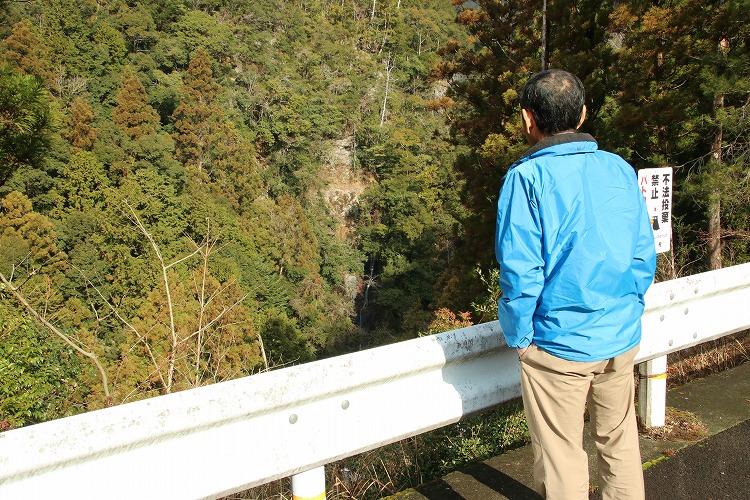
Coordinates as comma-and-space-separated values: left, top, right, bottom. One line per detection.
2, 263, 750, 499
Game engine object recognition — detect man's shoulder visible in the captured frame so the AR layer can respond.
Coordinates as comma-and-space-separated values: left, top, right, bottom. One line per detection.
513, 141, 597, 171
592, 147, 630, 163
590, 149, 639, 178
508, 144, 636, 191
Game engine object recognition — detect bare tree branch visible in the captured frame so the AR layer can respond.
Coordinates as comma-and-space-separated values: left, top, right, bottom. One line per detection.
123, 199, 180, 393
72, 263, 167, 392
180, 293, 249, 346
0, 270, 112, 405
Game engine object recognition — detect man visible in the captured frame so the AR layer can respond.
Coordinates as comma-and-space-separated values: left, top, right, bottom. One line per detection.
495, 69, 656, 500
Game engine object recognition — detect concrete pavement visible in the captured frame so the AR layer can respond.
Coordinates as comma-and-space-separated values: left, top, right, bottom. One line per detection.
387, 361, 750, 499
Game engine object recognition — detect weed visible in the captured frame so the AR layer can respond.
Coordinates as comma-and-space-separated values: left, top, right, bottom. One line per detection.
667, 330, 749, 388
640, 407, 708, 442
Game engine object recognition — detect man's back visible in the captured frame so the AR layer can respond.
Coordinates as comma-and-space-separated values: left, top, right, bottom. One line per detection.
496, 134, 656, 361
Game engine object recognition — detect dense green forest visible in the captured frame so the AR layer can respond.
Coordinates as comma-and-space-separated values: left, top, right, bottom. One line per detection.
1, 0, 748, 430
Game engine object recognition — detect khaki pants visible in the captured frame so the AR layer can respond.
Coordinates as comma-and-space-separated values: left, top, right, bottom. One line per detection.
519, 344, 644, 500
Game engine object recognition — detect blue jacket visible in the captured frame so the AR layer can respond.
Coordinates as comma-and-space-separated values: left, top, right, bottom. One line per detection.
495, 133, 656, 362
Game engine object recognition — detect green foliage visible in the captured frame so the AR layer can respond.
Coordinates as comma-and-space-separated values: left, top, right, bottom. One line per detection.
0, 297, 83, 428
260, 311, 315, 366
0, 0, 456, 419
113, 67, 160, 140
0, 191, 66, 282
56, 151, 111, 212
170, 9, 236, 70
470, 266, 501, 324
92, 22, 128, 65
600, 0, 750, 270
416, 402, 529, 479
547, 0, 618, 124
112, 2, 158, 53
0, 66, 53, 186
355, 111, 464, 335
430, 1, 543, 309
443, 0, 750, 290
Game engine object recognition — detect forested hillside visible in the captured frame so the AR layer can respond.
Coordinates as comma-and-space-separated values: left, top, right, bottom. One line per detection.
1, 0, 748, 431
0, 0, 471, 426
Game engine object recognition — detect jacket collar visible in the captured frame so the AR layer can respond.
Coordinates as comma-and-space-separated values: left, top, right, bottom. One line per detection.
520, 132, 597, 159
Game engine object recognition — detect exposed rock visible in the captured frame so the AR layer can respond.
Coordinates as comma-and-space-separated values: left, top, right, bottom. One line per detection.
320, 136, 371, 225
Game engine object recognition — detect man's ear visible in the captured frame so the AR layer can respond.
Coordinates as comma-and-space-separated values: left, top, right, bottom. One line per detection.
521, 108, 543, 145
577, 105, 587, 129
521, 108, 535, 135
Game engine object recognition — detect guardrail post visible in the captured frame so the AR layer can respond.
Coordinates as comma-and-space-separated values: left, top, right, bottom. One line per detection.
291, 466, 326, 500
637, 355, 667, 427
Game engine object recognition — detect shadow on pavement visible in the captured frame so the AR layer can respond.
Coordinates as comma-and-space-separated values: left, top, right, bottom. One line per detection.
411, 480, 464, 500
413, 462, 541, 500
460, 463, 541, 499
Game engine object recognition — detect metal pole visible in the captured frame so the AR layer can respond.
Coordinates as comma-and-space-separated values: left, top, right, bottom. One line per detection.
291, 466, 326, 500
638, 355, 668, 427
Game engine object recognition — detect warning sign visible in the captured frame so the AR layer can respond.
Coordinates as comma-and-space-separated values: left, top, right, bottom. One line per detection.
638, 167, 673, 254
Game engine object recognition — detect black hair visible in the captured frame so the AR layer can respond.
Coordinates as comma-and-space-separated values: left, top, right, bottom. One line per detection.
519, 69, 585, 136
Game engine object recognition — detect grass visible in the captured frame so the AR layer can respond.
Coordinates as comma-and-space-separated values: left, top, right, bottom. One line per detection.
666, 330, 749, 388
641, 455, 669, 471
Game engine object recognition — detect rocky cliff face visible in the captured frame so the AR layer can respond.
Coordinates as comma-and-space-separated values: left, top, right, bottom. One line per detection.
320, 135, 371, 301
321, 136, 371, 237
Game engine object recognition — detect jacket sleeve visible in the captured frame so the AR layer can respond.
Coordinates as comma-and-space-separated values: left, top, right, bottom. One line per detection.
632, 194, 657, 302
495, 168, 544, 349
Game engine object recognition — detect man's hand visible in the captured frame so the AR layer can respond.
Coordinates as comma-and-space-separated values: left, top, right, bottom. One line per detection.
517, 346, 529, 359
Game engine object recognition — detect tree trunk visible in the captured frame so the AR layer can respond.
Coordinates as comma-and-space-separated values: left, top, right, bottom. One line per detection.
541, 0, 548, 70
708, 92, 724, 270
707, 193, 721, 270
380, 52, 393, 128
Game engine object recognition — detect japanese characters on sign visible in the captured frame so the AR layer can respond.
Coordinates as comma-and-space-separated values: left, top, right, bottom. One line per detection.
637, 167, 673, 254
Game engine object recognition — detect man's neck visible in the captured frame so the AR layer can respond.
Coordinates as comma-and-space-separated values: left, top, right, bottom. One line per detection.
528, 129, 577, 147
521, 131, 597, 158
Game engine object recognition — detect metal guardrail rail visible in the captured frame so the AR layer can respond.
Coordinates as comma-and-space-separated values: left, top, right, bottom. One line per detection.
1, 262, 749, 499
637, 262, 750, 362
